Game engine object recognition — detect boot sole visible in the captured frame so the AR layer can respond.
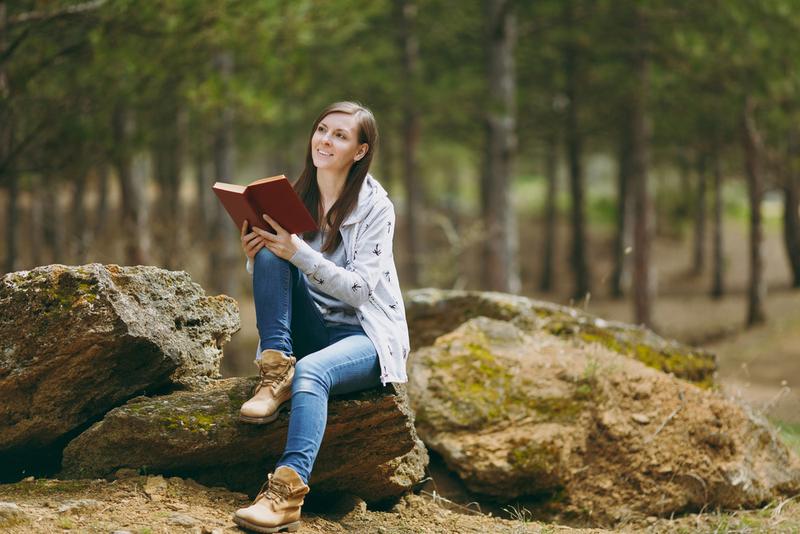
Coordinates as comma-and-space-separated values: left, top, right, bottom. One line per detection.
238, 400, 290, 425
232, 515, 300, 533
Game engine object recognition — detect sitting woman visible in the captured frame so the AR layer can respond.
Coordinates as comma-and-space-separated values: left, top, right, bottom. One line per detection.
233, 101, 410, 533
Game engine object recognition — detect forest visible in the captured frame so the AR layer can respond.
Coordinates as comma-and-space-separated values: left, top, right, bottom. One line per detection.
3, 1, 800, 531
2, 1, 799, 418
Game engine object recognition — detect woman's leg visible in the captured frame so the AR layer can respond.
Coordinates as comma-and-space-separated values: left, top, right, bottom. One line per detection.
275, 331, 381, 484
252, 247, 327, 356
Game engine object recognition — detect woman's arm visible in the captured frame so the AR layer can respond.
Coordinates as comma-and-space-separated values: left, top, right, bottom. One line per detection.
290, 204, 394, 308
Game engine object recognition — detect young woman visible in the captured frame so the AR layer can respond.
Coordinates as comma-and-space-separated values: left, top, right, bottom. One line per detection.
233, 101, 410, 533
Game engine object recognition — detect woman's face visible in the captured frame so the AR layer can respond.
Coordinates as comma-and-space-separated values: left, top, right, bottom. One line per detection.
310, 112, 368, 174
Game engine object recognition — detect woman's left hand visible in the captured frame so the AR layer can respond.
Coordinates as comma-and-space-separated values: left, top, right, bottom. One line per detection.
253, 213, 302, 260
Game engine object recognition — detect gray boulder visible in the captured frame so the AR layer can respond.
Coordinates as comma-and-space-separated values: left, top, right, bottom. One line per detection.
408, 316, 800, 523
405, 288, 716, 386
0, 264, 239, 457
61, 378, 427, 503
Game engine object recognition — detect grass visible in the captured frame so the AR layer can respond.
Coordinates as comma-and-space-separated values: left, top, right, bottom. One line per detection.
774, 420, 800, 456
57, 517, 75, 529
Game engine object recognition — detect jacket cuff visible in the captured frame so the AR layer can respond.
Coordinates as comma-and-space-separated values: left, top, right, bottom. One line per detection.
290, 240, 322, 274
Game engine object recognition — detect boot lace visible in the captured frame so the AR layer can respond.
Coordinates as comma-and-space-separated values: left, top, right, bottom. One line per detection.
254, 358, 293, 395
255, 473, 292, 504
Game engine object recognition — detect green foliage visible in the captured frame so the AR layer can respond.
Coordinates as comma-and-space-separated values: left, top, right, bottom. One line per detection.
774, 420, 800, 456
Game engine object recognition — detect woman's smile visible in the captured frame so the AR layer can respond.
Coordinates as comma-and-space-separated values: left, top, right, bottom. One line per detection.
310, 112, 367, 172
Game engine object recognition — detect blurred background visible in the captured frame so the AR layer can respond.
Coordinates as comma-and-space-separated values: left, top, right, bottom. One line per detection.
1, 1, 798, 427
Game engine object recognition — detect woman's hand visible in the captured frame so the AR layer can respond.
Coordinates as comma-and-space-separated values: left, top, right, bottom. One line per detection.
241, 220, 266, 260
253, 213, 301, 260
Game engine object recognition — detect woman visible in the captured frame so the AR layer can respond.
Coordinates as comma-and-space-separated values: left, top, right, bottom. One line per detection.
233, 101, 410, 533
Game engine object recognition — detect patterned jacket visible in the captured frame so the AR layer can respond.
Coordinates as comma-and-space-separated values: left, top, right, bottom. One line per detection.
247, 174, 410, 385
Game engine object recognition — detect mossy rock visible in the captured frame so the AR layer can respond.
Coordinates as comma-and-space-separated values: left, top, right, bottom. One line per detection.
407, 316, 800, 521
405, 289, 716, 387
61, 377, 427, 503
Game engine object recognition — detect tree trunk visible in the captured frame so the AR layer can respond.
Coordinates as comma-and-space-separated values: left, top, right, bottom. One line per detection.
631, 7, 652, 326
152, 105, 182, 269
396, 0, 422, 288
482, 0, 519, 293
3, 171, 17, 274
70, 169, 89, 263
94, 163, 110, 243
209, 51, 236, 296
741, 96, 766, 325
112, 105, 148, 265
193, 145, 209, 243
692, 153, 707, 275
0, 1, 13, 275
611, 110, 632, 298
29, 177, 44, 267
563, 0, 590, 300
711, 147, 725, 297
42, 182, 62, 264
783, 128, 800, 288
539, 131, 558, 292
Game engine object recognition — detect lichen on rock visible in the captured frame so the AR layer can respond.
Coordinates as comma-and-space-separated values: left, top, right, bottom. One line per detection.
61, 378, 427, 503
0, 263, 240, 478
405, 288, 716, 387
408, 316, 800, 523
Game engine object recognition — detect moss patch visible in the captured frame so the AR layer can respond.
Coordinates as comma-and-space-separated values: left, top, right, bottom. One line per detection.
577, 327, 715, 389
423, 333, 516, 429
508, 441, 563, 490
419, 327, 590, 430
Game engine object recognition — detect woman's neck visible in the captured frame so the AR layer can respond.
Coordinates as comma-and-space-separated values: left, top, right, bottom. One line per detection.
317, 168, 347, 213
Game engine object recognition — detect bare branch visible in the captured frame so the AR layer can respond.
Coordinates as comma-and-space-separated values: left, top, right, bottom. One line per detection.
8, 0, 106, 27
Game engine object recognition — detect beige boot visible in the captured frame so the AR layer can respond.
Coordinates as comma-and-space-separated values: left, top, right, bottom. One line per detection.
239, 349, 296, 424
233, 466, 310, 533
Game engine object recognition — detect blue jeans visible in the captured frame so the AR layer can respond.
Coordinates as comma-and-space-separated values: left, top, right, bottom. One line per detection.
252, 248, 381, 484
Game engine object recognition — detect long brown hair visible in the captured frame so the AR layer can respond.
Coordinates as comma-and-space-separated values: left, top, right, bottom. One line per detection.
294, 102, 378, 253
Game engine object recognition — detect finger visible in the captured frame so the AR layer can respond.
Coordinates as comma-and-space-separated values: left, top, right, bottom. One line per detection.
262, 213, 287, 234
253, 227, 279, 241
244, 233, 262, 246
241, 220, 248, 238
247, 239, 264, 255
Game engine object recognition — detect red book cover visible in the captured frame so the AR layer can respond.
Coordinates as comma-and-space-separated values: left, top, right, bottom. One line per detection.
212, 175, 318, 234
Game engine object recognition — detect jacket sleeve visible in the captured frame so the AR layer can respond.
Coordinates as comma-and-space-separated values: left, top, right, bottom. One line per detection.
289, 203, 394, 308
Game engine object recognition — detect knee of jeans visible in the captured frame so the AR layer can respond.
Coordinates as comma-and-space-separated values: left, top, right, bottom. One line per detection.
293, 358, 331, 394
254, 247, 282, 271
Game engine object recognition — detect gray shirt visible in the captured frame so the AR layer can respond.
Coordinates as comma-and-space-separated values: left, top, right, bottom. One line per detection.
305, 230, 360, 326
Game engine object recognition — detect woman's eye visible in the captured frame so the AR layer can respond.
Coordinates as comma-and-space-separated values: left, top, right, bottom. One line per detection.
317, 125, 325, 132
336, 133, 345, 139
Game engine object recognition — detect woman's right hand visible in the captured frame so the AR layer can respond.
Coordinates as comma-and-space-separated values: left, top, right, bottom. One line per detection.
241, 220, 266, 260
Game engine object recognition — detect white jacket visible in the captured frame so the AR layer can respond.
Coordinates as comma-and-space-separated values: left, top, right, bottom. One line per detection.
246, 174, 410, 385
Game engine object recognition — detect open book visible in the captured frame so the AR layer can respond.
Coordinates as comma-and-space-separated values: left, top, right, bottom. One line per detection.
212, 175, 318, 234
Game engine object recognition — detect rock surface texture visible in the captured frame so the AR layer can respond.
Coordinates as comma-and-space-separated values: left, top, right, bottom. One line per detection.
0, 264, 239, 457
405, 288, 716, 386
61, 378, 427, 502
408, 316, 800, 524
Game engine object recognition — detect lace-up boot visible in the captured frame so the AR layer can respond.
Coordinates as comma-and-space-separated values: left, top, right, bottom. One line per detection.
233, 465, 310, 533
239, 349, 296, 424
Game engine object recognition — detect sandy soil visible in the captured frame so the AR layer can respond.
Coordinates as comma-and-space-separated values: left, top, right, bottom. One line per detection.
1, 475, 798, 533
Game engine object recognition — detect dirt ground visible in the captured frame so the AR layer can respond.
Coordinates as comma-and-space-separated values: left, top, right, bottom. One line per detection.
1, 475, 798, 533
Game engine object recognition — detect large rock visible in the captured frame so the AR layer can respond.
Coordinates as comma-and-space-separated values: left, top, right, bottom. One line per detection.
408, 316, 800, 523
0, 264, 239, 458
405, 288, 716, 386
61, 378, 427, 503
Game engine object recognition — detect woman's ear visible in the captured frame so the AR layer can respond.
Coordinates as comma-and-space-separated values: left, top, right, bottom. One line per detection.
354, 143, 369, 162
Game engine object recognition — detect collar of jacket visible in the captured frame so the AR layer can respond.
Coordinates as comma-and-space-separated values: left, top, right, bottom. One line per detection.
341, 174, 386, 226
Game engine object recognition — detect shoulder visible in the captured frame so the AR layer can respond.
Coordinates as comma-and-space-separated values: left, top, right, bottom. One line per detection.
346, 174, 394, 225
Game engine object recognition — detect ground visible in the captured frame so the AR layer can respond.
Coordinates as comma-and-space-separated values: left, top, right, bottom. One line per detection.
1, 475, 799, 533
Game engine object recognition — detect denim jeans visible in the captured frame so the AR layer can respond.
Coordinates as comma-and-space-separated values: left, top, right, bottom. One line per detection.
252, 248, 381, 484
